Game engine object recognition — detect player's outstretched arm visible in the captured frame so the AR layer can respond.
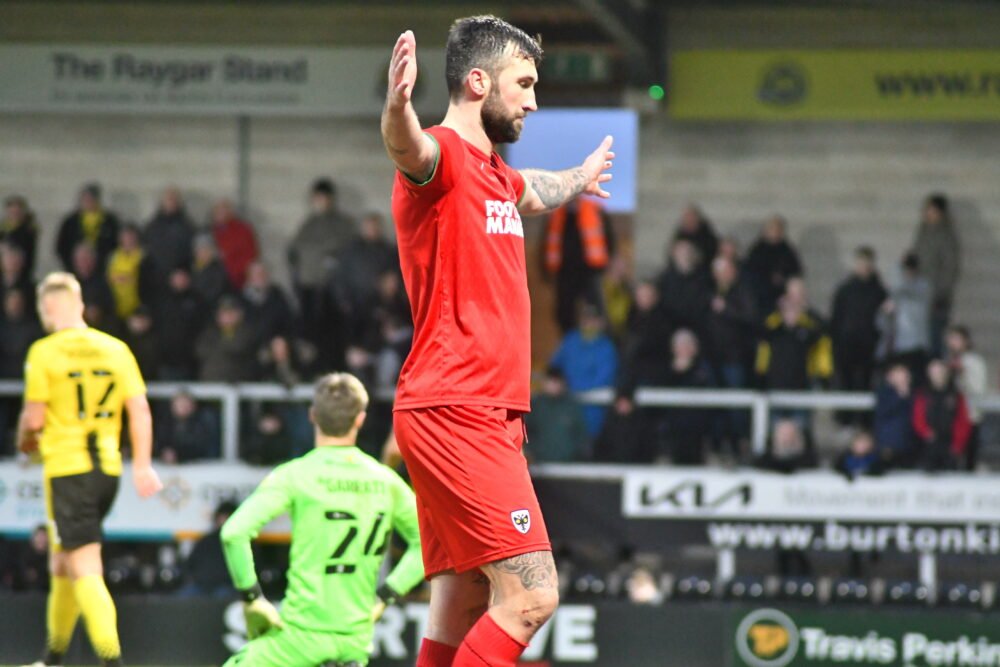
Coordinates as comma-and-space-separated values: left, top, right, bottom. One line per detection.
125, 394, 162, 498
221, 474, 292, 637
381, 30, 438, 182
518, 135, 615, 215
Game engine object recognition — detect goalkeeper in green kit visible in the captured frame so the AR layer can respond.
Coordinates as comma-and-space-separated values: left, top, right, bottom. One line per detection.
221, 373, 424, 667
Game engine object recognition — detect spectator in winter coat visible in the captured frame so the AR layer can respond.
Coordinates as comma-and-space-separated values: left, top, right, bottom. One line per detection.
155, 268, 206, 381
106, 223, 156, 320
55, 183, 120, 272
550, 305, 618, 438
755, 283, 832, 390
878, 253, 931, 383
744, 215, 803, 314
754, 419, 817, 474
831, 246, 888, 398
672, 204, 719, 275
1, 195, 38, 277
620, 279, 673, 373
945, 325, 988, 470
913, 359, 971, 471
209, 199, 258, 290
241, 261, 294, 346
0, 242, 35, 315
657, 238, 711, 336
155, 390, 220, 463
705, 255, 758, 388
191, 233, 231, 307
525, 368, 590, 463
195, 296, 259, 382
873, 363, 918, 468
617, 329, 715, 465
288, 178, 355, 344
0, 288, 41, 378
601, 256, 633, 343
144, 187, 196, 281
180, 502, 235, 597
912, 193, 960, 355
70, 242, 115, 317
123, 306, 160, 381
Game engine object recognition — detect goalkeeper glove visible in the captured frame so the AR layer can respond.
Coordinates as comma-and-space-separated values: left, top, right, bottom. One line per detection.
240, 583, 283, 639
371, 583, 401, 622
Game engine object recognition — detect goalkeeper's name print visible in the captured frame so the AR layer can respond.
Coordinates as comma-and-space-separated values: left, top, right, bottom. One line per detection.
485, 199, 524, 238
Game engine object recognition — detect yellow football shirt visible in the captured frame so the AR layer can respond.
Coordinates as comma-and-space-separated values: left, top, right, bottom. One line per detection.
24, 327, 146, 478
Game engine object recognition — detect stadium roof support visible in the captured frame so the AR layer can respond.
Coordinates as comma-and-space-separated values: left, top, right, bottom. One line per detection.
570, 0, 664, 85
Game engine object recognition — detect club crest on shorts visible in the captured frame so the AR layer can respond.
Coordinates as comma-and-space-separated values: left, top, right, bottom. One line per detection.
510, 509, 531, 534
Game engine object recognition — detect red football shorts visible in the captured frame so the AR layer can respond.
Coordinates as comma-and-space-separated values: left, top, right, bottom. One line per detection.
394, 405, 551, 577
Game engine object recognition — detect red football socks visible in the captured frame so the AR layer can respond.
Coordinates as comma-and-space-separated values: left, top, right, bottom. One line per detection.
417, 637, 459, 667
452, 612, 528, 666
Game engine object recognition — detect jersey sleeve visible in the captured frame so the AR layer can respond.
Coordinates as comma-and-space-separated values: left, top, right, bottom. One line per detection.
221, 467, 293, 591
23, 342, 49, 403
116, 343, 146, 399
506, 164, 527, 205
383, 471, 425, 594
396, 126, 465, 196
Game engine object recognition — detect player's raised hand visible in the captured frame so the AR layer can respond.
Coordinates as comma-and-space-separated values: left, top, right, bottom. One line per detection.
133, 463, 163, 498
244, 596, 283, 639
387, 30, 418, 110
580, 135, 615, 199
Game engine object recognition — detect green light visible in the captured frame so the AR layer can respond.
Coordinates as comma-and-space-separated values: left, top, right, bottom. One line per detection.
648, 84, 665, 101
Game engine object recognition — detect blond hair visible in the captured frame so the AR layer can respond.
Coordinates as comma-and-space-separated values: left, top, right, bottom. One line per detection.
37, 272, 82, 301
312, 373, 369, 437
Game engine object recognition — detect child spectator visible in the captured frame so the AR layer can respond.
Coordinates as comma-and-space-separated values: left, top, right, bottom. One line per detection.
913, 359, 971, 471
836, 430, 885, 480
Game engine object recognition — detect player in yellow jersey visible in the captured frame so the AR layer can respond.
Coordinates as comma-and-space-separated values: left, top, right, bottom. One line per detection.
16, 272, 163, 667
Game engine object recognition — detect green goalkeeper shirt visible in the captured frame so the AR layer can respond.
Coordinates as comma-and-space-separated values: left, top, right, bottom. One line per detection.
221, 445, 424, 636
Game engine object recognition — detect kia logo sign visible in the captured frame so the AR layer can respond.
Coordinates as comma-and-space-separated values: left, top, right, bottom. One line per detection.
623, 475, 755, 517
641, 481, 753, 511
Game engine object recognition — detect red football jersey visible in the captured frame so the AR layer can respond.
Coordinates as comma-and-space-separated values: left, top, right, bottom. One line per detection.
391, 125, 530, 412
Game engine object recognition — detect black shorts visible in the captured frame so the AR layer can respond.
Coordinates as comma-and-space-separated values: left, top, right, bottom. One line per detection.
45, 469, 120, 550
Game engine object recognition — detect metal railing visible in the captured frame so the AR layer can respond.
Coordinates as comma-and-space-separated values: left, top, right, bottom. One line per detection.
2, 380, 999, 461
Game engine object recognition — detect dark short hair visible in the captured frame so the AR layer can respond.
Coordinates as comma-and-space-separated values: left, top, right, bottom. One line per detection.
926, 193, 949, 215
446, 15, 543, 100
949, 324, 972, 347
544, 366, 566, 383
312, 373, 369, 437
855, 246, 876, 262
902, 252, 920, 271
4, 194, 27, 208
81, 182, 101, 200
214, 500, 238, 520
312, 178, 336, 197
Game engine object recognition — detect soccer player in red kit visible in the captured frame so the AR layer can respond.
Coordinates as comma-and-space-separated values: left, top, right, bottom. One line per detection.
382, 16, 614, 667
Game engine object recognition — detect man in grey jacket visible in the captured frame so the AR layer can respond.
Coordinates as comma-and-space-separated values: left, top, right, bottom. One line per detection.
879, 253, 931, 384
912, 193, 959, 355
287, 178, 355, 359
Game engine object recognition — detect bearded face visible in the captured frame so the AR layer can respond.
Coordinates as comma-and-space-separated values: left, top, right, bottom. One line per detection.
481, 84, 523, 144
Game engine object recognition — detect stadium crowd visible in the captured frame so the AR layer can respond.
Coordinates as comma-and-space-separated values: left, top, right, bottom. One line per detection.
0, 180, 987, 601
0, 182, 983, 474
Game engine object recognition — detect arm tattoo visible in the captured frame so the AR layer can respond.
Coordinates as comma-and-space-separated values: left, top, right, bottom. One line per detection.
490, 551, 557, 592
523, 168, 588, 209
